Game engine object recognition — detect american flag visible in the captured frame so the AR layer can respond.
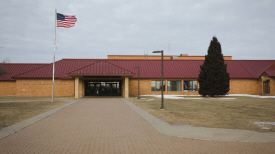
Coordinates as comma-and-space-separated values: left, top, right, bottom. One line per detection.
57, 13, 77, 28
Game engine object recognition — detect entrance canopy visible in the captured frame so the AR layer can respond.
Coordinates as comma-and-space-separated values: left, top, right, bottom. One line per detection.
67, 61, 135, 77
66, 61, 134, 98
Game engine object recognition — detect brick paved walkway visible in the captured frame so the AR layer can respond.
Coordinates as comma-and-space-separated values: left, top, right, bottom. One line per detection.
0, 98, 275, 154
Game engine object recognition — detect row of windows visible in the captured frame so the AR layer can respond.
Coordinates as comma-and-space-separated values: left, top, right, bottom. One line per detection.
151, 80, 198, 91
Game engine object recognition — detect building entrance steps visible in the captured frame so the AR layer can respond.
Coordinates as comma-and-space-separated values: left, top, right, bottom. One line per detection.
1, 98, 275, 153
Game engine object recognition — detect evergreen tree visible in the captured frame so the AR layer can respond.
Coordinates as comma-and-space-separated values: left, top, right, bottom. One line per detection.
198, 37, 230, 97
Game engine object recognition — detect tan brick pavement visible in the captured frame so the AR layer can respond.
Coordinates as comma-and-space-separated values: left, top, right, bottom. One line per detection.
0, 98, 275, 154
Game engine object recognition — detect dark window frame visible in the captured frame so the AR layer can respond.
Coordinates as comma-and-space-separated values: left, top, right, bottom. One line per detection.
184, 80, 198, 91
151, 80, 166, 91
168, 80, 181, 91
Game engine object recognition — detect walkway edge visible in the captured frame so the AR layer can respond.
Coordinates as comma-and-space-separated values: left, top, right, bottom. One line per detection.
0, 99, 80, 140
123, 98, 275, 142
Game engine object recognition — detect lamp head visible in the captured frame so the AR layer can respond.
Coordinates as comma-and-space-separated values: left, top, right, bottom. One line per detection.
152, 50, 163, 53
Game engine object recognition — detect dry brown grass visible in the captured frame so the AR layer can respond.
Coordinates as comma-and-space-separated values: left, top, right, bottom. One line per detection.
128, 96, 275, 132
0, 97, 72, 129
0, 96, 74, 101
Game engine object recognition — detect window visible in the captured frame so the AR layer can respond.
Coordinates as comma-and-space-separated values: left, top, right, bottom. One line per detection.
184, 81, 197, 91
151, 80, 165, 91
168, 81, 181, 91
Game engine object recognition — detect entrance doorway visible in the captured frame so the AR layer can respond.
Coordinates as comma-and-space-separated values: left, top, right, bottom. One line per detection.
263, 79, 270, 94
85, 81, 121, 96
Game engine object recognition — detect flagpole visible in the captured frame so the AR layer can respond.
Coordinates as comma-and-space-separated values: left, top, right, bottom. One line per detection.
52, 9, 57, 102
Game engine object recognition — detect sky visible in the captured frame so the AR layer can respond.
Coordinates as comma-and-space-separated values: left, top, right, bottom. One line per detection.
0, 0, 275, 63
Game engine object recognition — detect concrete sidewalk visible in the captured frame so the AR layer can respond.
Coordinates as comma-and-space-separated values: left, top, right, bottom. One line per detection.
123, 99, 275, 142
0, 98, 275, 153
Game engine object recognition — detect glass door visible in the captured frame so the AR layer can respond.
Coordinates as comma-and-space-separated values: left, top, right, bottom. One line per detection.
85, 81, 121, 96
94, 83, 101, 96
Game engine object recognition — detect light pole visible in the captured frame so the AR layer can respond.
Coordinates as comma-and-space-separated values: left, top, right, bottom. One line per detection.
134, 67, 140, 99
152, 50, 164, 109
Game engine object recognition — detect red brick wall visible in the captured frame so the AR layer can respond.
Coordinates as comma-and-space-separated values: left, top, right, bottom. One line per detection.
0, 81, 16, 96
16, 79, 74, 97
2, 78, 272, 97
228, 79, 261, 95
129, 79, 151, 96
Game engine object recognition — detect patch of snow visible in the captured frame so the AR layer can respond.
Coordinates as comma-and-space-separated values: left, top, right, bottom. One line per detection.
216, 98, 236, 100
253, 122, 275, 130
142, 95, 184, 99
141, 94, 275, 99
227, 94, 275, 98
184, 98, 204, 99
254, 122, 275, 125
141, 95, 203, 99
164, 96, 185, 99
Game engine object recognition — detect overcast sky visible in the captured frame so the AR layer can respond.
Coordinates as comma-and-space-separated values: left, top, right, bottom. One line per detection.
1, 0, 274, 63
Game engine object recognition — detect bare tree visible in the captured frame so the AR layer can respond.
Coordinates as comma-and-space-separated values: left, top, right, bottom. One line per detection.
2, 58, 10, 63
0, 58, 9, 77
0, 65, 7, 77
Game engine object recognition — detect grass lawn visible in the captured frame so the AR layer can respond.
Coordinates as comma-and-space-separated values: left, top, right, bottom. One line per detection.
0, 96, 74, 101
0, 97, 73, 129
128, 96, 275, 132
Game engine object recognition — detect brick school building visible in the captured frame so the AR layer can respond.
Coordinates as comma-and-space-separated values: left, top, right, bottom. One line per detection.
0, 55, 274, 98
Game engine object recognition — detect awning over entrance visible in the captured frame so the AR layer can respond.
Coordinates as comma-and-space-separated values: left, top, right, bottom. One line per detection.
67, 61, 135, 77
67, 61, 134, 99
